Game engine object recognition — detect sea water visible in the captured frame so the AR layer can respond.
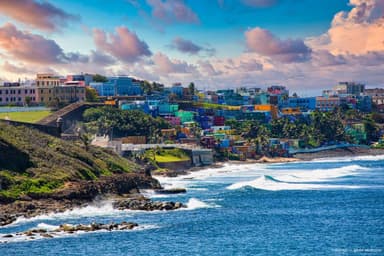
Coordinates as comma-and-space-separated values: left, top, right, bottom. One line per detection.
1, 155, 384, 255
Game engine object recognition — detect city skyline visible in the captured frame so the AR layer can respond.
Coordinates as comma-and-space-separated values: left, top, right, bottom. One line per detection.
0, 0, 383, 95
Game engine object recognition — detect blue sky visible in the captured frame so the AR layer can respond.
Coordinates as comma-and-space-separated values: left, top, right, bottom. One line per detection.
0, 0, 382, 95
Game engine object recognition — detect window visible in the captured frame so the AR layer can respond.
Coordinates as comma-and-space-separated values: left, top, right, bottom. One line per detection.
5, 90, 8, 94
18, 90, 21, 94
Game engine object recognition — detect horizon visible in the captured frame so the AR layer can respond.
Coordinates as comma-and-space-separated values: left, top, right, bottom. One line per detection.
0, 0, 383, 96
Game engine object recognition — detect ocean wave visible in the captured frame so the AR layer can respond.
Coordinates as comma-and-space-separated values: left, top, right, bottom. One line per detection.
226, 175, 363, 191
311, 154, 384, 163
11, 201, 130, 226
183, 198, 219, 210
277, 164, 368, 183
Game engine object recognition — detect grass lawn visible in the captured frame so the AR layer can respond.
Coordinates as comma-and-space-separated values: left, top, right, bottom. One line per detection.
154, 154, 190, 163
0, 111, 52, 123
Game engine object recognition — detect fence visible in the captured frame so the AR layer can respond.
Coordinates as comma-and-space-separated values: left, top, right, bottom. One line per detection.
289, 143, 370, 154
0, 106, 50, 113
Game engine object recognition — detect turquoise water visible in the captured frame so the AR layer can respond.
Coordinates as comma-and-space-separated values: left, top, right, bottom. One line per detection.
1, 155, 384, 255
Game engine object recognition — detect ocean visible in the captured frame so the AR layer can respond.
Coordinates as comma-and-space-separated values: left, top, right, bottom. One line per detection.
1, 155, 384, 255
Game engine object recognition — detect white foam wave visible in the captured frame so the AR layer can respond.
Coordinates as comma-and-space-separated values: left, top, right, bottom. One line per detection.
278, 164, 367, 183
12, 201, 129, 225
35, 223, 59, 231
184, 198, 218, 210
227, 175, 363, 191
311, 154, 384, 163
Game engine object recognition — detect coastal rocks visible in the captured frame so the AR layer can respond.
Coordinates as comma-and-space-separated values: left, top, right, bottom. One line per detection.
113, 198, 186, 211
154, 188, 187, 194
1, 221, 139, 243
0, 214, 16, 226
51, 173, 161, 200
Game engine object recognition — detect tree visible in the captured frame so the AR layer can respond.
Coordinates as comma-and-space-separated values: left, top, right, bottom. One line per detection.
83, 107, 171, 139
76, 123, 95, 151
93, 74, 108, 83
188, 82, 195, 96
24, 96, 31, 106
242, 121, 270, 154
363, 115, 379, 143
85, 87, 98, 102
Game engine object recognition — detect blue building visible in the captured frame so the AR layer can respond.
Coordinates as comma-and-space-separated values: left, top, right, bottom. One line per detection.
286, 97, 316, 111
89, 76, 143, 96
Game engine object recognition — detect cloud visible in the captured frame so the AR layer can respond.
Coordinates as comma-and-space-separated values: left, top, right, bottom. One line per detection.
171, 37, 202, 54
170, 37, 215, 56
245, 27, 312, 63
2, 61, 32, 74
93, 26, 152, 63
241, 0, 277, 7
89, 50, 117, 66
312, 50, 346, 67
0, 0, 79, 31
0, 23, 67, 64
218, 0, 277, 9
309, 0, 384, 55
146, 0, 199, 24
153, 52, 196, 74
197, 60, 222, 76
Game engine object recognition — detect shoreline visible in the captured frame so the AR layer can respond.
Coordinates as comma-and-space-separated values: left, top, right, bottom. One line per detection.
155, 147, 384, 177
2, 147, 384, 227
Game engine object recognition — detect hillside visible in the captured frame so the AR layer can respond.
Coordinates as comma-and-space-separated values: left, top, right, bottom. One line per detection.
0, 123, 159, 202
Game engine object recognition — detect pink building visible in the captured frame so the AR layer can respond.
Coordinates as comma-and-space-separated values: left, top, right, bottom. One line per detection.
164, 116, 181, 126
0, 85, 37, 106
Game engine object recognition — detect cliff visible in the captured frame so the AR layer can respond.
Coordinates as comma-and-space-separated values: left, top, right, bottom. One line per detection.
0, 122, 160, 202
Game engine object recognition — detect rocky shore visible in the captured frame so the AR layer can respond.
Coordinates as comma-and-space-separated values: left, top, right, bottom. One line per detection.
1, 221, 140, 243
0, 172, 175, 227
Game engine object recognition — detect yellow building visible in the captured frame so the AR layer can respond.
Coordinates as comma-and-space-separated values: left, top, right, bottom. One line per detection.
36, 74, 61, 87
254, 104, 278, 119
281, 107, 302, 115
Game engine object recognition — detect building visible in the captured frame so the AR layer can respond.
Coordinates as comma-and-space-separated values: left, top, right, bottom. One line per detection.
36, 85, 85, 105
337, 82, 365, 96
89, 76, 142, 96
66, 74, 94, 86
287, 97, 316, 111
0, 85, 37, 106
316, 96, 340, 111
36, 74, 61, 87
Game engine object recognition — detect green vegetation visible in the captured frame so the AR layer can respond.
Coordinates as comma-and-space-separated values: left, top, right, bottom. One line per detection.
92, 74, 108, 83
0, 123, 139, 200
83, 107, 170, 141
0, 111, 52, 123
145, 148, 190, 163
85, 87, 99, 102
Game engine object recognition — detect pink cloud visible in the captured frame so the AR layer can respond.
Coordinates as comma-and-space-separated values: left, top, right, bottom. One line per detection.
0, 0, 79, 31
146, 0, 199, 24
241, 0, 277, 7
245, 27, 312, 63
0, 23, 67, 64
2, 61, 32, 74
153, 52, 196, 74
93, 26, 152, 63
309, 0, 384, 55
171, 37, 202, 54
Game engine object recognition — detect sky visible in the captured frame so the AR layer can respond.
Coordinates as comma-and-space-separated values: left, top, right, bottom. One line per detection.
0, 0, 383, 95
